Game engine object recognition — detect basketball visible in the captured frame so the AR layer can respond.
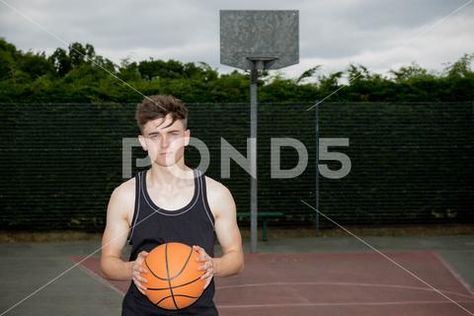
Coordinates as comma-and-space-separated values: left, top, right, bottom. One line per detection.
143, 242, 205, 310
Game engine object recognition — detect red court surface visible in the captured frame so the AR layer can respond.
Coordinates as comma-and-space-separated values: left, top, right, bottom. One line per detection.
72, 251, 474, 316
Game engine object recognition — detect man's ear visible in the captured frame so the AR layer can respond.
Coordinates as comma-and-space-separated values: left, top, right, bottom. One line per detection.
184, 129, 191, 147
138, 134, 148, 151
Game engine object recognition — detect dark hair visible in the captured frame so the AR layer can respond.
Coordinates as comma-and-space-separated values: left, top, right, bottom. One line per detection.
135, 95, 188, 133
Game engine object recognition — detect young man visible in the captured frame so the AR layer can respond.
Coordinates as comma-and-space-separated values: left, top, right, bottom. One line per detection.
100, 95, 244, 315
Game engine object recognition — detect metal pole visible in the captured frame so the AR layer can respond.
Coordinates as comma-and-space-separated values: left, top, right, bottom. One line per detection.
315, 101, 320, 236
250, 61, 259, 252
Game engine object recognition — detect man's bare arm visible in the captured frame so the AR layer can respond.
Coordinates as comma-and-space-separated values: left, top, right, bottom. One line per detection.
100, 182, 134, 280
100, 180, 151, 294
207, 180, 244, 277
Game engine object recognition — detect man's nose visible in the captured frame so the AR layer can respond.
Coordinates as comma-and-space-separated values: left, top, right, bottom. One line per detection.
160, 136, 169, 147
161, 136, 170, 148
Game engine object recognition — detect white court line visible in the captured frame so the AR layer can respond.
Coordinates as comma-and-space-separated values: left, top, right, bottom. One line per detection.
216, 281, 474, 300
218, 300, 474, 309
0, 0, 473, 314
0, 209, 157, 316
434, 252, 474, 296
74, 257, 126, 297
301, 200, 474, 316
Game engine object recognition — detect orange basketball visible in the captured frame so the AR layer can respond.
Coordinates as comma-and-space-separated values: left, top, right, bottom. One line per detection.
143, 242, 205, 310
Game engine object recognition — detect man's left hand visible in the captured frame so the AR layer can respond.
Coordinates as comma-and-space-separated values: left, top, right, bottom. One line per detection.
193, 245, 216, 289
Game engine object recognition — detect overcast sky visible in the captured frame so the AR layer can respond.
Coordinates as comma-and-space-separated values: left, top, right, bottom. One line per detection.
1, 0, 473, 79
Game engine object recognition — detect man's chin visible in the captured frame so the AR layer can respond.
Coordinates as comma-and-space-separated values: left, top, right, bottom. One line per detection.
150, 152, 184, 167
154, 155, 182, 166
153, 160, 177, 167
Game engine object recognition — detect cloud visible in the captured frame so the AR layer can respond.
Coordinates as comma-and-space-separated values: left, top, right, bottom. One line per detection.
0, 0, 472, 78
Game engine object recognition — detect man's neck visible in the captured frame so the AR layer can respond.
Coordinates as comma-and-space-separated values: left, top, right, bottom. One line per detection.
147, 163, 194, 188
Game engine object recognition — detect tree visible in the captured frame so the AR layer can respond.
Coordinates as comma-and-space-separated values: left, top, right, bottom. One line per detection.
390, 63, 431, 82
49, 48, 71, 77
318, 71, 343, 95
296, 65, 321, 84
138, 59, 185, 80
0, 38, 473, 103
18, 52, 55, 79
445, 53, 474, 78
347, 64, 371, 82
68, 42, 95, 68
0, 38, 17, 81
118, 58, 141, 81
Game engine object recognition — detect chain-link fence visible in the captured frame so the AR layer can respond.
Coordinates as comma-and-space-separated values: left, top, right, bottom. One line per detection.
0, 102, 472, 231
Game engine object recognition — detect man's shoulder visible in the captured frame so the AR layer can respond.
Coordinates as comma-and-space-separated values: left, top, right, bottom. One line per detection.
106, 176, 136, 223
202, 174, 235, 216
110, 176, 136, 204
203, 174, 231, 197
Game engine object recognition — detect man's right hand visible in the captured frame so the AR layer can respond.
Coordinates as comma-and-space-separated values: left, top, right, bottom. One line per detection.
131, 251, 150, 294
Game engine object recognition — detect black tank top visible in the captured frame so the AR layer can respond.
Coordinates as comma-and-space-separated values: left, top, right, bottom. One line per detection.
122, 168, 218, 316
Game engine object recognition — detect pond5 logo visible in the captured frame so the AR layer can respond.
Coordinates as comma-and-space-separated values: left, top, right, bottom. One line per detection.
122, 137, 351, 179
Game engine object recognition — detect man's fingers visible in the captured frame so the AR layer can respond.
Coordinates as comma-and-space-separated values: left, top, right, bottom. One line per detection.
131, 251, 151, 295
138, 285, 147, 294
135, 280, 147, 289
192, 246, 215, 288
201, 275, 212, 289
198, 261, 212, 271
133, 270, 148, 282
193, 245, 207, 258
138, 251, 149, 259
133, 277, 148, 295
200, 271, 212, 280
195, 254, 209, 262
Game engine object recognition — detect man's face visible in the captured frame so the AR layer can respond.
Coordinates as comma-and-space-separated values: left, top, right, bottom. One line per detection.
138, 114, 190, 167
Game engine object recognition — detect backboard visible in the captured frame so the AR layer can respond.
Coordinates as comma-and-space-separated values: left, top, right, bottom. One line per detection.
220, 10, 299, 70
